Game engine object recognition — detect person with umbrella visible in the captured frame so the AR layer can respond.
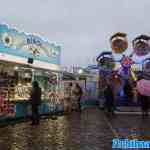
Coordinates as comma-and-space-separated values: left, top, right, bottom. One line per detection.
136, 76, 150, 118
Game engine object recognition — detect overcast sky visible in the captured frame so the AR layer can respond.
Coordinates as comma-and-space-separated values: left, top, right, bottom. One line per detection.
0, 0, 150, 67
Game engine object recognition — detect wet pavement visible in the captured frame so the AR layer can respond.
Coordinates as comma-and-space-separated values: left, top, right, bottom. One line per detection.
0, 107, 150, 150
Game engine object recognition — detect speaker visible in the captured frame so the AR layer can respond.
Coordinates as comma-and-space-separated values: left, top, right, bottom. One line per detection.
27, 58, 34, 64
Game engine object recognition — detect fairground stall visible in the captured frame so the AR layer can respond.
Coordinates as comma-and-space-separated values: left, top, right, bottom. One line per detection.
97, 33, 150, 112
0, 24, 62, 121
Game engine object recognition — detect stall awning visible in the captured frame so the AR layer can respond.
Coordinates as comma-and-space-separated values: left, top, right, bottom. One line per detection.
0, 52, 60, 71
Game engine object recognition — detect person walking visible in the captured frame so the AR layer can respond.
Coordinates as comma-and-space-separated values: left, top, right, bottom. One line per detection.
64, 82, 73, 114
123, 79, 133, 105
104, 81, 115, 116
30, 81, 41, 125
136, 76, 149, 118
73, 83, 83, 112
138, 93, 149, 118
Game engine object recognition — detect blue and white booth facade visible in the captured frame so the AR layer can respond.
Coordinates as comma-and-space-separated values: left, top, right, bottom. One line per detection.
0, 24, 62, 121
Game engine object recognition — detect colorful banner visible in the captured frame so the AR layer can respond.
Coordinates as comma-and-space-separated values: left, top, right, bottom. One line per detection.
0, 96, 16, 118
0, 24, 61, 65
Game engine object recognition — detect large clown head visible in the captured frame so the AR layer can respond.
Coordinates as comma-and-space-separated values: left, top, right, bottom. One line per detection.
132, 35, 150, 56
110, 32, 128, 54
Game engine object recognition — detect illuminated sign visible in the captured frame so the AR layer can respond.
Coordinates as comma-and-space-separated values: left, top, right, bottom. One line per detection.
0, 24, 61, 65
27, 37, 41, 46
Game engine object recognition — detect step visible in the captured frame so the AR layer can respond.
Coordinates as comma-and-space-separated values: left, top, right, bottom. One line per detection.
115, 111, 150, 115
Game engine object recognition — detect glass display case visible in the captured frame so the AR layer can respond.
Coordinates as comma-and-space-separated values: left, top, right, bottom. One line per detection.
0, 63, 32, 101
0, 61, 59, 102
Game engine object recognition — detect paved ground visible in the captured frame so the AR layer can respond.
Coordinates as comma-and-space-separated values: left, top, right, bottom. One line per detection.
0, 107, 150, 150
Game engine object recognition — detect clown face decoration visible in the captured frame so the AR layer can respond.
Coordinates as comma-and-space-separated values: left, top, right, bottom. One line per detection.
110, 32, 128, 54
132, 35, 150, 56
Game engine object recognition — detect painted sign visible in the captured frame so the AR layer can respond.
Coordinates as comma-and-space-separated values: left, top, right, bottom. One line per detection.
0, 24, 61, 65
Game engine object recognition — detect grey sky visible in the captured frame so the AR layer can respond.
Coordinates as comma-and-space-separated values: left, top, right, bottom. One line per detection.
0, 0, 150, 67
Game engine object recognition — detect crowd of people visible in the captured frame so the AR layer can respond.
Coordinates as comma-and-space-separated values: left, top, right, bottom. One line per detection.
64, 82, 83, 114
29, 81, 83, 125
103, 76, 150, 118
29, 75, 150, 126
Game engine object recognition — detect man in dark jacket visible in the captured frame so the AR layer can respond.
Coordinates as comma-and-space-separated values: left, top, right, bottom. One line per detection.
30, 81, 41, 125
104, 82, 115, 116
123, 79, 133, 105
74, 83, 83, 112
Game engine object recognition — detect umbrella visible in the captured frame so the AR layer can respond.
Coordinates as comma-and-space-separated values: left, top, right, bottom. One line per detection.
136, 79, 150, 96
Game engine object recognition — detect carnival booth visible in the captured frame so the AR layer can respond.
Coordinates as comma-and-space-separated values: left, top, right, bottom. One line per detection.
0, 24, 62, 121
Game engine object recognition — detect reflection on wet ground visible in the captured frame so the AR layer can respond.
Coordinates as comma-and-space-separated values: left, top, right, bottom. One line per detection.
0, 107, 150, 150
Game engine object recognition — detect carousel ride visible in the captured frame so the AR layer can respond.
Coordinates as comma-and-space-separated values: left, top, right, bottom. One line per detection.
97, 32, 150, 106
